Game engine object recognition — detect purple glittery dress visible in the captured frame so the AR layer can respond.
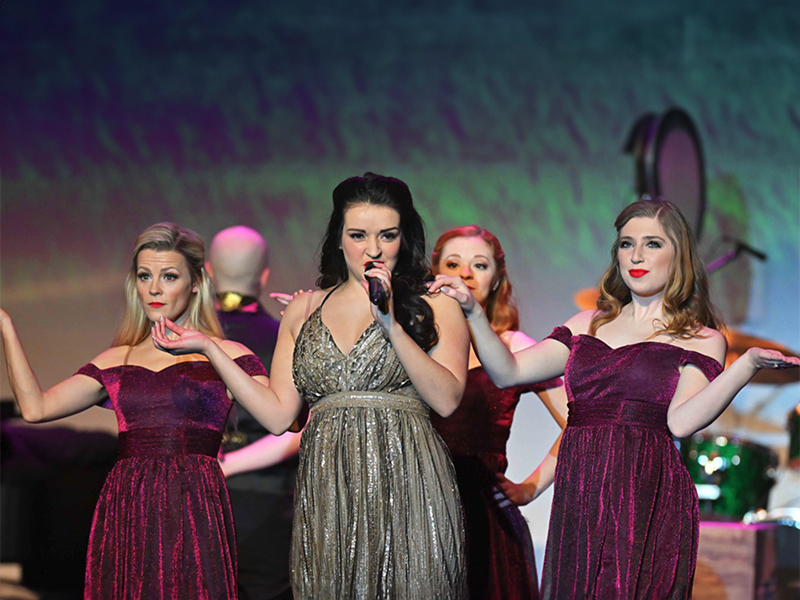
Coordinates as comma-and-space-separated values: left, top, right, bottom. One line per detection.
76, 355, 266, 600
542, 327, 722, 600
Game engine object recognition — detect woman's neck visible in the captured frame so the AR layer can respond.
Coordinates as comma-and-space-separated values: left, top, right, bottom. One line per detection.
626, 290, 665, 323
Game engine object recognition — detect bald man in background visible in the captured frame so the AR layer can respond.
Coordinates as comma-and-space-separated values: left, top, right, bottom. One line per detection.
207, 226, 299, 600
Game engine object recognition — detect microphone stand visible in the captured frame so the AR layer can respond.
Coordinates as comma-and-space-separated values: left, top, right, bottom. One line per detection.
706, 239, 768, 274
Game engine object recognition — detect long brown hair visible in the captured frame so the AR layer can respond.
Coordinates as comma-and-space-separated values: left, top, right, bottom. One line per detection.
590, 199, 723, 338
432, 225, 519, 335
317, 173, 438, 352
113, 222, 224, 347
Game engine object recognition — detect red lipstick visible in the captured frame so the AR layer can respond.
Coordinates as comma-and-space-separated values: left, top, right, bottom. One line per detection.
629, 269, 649, 278
148, 302, 165, 308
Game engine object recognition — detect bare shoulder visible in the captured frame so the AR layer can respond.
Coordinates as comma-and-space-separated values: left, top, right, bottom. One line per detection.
679, 327, 727, 364
562, 309, 599, 336
217, 339, 255, 360
90, 345, 131, 369
424, 290, 464, 319
501, 329, 537, 352
280, 290, 323, 332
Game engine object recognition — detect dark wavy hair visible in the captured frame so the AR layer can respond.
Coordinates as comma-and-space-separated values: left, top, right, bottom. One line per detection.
590, 198, 723, 338
317, 172, 438, 351
431, 225, 519, 335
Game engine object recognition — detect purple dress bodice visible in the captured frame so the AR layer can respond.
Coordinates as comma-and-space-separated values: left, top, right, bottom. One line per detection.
82, 359, 259, 432
76, 354, 267, 600
542, 326, 722, 600
560, 331, 721, 419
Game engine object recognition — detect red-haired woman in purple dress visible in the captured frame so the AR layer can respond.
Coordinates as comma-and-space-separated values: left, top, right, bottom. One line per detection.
429, 225, 567, 600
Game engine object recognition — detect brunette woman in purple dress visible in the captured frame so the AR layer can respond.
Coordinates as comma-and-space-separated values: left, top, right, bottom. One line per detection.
429, 199, 800, 599
429, 225, 567, 600
0, 223, 274, 599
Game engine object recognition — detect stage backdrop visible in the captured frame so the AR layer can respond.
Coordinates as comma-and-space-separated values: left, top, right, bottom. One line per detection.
2, 0, 799, 572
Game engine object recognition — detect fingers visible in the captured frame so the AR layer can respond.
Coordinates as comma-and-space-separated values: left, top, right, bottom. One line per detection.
269, 292, 294, 306
271, 290, 313, 307
426, 274, 462, 294
753, 348, 800, 369
151, 324, 171, 351
163, 317, 186, 335
151, 318, 183, 352
426, 275, 472, 301
365, 263, 392, 291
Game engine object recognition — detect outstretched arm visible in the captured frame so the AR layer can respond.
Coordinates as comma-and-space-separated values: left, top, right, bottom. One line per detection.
427, 275, 571, 387
505, 330, 569, 429
668, 334, 800, 437
0, 309, 107, 422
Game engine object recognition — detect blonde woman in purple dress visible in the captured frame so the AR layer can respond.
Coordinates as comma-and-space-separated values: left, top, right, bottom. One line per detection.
1, 222, 277, 599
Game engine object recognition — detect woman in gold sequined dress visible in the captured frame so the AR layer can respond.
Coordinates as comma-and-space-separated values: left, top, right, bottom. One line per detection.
279, 173, 470, 598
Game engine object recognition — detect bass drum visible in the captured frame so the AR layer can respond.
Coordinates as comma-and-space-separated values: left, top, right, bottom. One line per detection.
679, 434, 778, 519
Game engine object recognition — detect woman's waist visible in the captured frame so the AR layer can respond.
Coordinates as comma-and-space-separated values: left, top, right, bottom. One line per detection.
118, 426, 222, 459
566, 399, 670, 431
309, 390, 429, 416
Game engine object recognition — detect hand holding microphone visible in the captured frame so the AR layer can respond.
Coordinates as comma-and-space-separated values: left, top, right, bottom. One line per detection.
364, 261, 390, 314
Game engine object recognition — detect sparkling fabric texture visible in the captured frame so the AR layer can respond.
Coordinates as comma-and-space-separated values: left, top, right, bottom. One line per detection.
431, 367, 561, 600
541, 326, 723, 600
75, 355, 267, 600
291, 306, 467, 599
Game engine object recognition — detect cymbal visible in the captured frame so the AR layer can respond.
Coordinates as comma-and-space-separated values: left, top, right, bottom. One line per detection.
724, 330, 800, 384
574, 288, 600, 310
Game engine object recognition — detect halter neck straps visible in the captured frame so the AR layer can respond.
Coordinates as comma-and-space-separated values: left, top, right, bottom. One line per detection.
319, 283, 342, 310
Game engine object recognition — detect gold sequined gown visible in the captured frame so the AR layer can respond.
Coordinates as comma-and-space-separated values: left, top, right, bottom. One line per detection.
291, 304, 467, 599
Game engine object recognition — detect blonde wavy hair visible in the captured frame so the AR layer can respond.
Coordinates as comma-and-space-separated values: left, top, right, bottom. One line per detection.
590, 199, 723, 338
113, 222, 223, 347
432, 225, 519, 336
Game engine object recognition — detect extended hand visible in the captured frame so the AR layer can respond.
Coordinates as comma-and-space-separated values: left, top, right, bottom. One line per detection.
151, 317, 212, 356
496, 473, 534, 506
269, 290, 313, 316
426, 274, 479, 315
270, 289, 313, 306
747, 347, 800, 371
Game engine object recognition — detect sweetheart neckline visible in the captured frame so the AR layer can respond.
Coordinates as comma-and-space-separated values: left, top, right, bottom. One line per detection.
85, 355, 254, 374
570, 331, 722, 367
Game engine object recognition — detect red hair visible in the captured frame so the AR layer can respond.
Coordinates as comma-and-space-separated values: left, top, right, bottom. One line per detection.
432, 225, 519, 335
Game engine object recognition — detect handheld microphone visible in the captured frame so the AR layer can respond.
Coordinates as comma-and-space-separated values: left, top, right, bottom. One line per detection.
364, 261, 389, 314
